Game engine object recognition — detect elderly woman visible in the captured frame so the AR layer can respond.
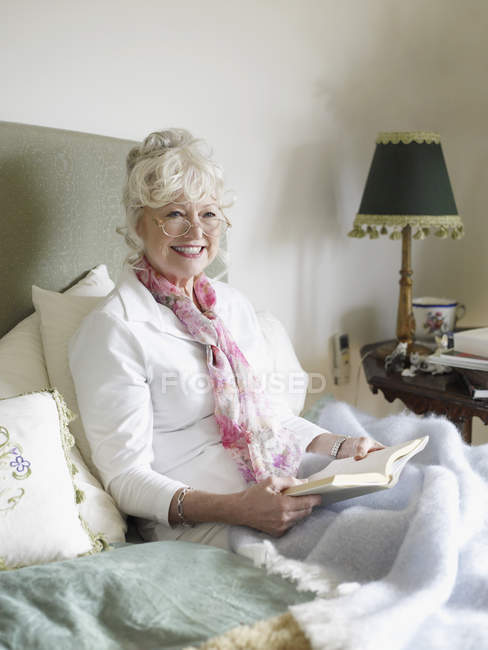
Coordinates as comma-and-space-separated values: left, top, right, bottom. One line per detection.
69, 129, 382, 549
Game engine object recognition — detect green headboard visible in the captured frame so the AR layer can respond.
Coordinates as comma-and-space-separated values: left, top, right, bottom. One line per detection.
0, 121, 226, 338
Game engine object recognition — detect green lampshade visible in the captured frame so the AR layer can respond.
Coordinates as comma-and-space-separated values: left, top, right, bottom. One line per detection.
349, 132, 463, 241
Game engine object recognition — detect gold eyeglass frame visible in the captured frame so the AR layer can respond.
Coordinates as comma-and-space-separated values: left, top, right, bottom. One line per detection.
152, 215, 232, 238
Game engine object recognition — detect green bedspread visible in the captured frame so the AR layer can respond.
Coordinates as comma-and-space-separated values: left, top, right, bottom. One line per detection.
0, 541, 312, 650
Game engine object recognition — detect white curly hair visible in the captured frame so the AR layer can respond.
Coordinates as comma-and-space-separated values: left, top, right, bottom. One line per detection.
119, 128, 232, 264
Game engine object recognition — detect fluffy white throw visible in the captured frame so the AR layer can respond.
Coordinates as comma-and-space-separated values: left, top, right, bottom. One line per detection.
229, 401, 488, 650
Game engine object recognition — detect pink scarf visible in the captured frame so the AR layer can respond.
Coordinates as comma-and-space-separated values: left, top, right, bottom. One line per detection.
135, 257, 302, 483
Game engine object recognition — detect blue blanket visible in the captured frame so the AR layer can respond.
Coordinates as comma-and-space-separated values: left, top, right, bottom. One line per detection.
230, 401, 488, 650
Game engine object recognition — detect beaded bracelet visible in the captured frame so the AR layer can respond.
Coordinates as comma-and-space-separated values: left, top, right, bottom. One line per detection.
330, 436, 347, 458
176, 486, 195, 528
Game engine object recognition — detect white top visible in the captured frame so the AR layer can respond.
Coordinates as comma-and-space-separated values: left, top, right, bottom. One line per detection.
69, 268, 324, 538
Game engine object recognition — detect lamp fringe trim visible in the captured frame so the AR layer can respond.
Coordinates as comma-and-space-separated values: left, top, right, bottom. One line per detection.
376, 132, 440, 145
349, 215, 464, 240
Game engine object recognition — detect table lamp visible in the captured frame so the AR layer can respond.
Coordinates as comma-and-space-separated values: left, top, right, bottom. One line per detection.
349, 131, 463, 358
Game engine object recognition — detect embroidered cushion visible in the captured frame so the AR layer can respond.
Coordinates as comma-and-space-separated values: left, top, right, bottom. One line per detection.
0, 265, 126, 543
0, 390, 105, 569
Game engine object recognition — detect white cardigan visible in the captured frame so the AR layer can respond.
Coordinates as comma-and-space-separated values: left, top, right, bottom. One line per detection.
69, 268, 324, 538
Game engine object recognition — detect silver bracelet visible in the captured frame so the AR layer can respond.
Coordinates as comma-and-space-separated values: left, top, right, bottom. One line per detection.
329, 436, 347, 458
176, 487, 195, 528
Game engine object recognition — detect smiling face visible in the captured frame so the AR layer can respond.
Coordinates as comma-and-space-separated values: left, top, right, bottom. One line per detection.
136, 198, 222, 294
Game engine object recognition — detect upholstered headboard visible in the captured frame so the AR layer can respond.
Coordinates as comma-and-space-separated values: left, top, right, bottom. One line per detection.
0, 121, 226, 338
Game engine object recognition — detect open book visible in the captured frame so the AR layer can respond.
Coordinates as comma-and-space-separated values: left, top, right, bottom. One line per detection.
285, 436, 429, 503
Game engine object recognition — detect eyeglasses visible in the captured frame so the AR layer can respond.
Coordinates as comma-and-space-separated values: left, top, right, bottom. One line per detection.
152, 214, 231, 238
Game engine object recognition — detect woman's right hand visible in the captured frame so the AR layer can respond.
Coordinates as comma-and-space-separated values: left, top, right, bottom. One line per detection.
233, 476, 322, 537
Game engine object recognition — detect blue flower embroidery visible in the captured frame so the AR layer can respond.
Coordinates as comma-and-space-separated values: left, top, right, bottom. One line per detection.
10, 454, 31, 475
0, 429, 32, 512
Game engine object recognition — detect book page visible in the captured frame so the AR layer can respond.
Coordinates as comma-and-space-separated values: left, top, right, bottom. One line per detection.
305, 437, 427, 483
389, 436, 429, 483
295, 483, 389, 501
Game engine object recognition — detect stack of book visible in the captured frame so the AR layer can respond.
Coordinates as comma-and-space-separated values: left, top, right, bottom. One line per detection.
457, 369, 488, 399
427, 328, 488, 399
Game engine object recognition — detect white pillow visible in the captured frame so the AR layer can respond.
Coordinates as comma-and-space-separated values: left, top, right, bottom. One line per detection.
31, 265, 115, 473
0, 313, 48, 396
256, 311, 309, 416
31, 289, 102, 468
65, 264, 115, 298
0, 265, 126, 543
0, 390, 105, 569
0, 265, 114, 398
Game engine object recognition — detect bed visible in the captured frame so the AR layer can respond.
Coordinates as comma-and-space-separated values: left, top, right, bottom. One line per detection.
0, 121, 314, 650
2, 121, 487, 650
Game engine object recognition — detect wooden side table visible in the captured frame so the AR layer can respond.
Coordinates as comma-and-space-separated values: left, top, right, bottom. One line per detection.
360, 340, 488, 444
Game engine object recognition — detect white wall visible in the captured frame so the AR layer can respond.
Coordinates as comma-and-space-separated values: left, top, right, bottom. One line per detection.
2, 0, 487, 443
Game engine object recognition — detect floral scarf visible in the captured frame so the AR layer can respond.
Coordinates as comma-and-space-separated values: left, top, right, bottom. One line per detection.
135, 256, 302, 483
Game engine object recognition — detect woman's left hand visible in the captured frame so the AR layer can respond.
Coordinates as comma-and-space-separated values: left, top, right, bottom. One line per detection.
307, 433, 385, 460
